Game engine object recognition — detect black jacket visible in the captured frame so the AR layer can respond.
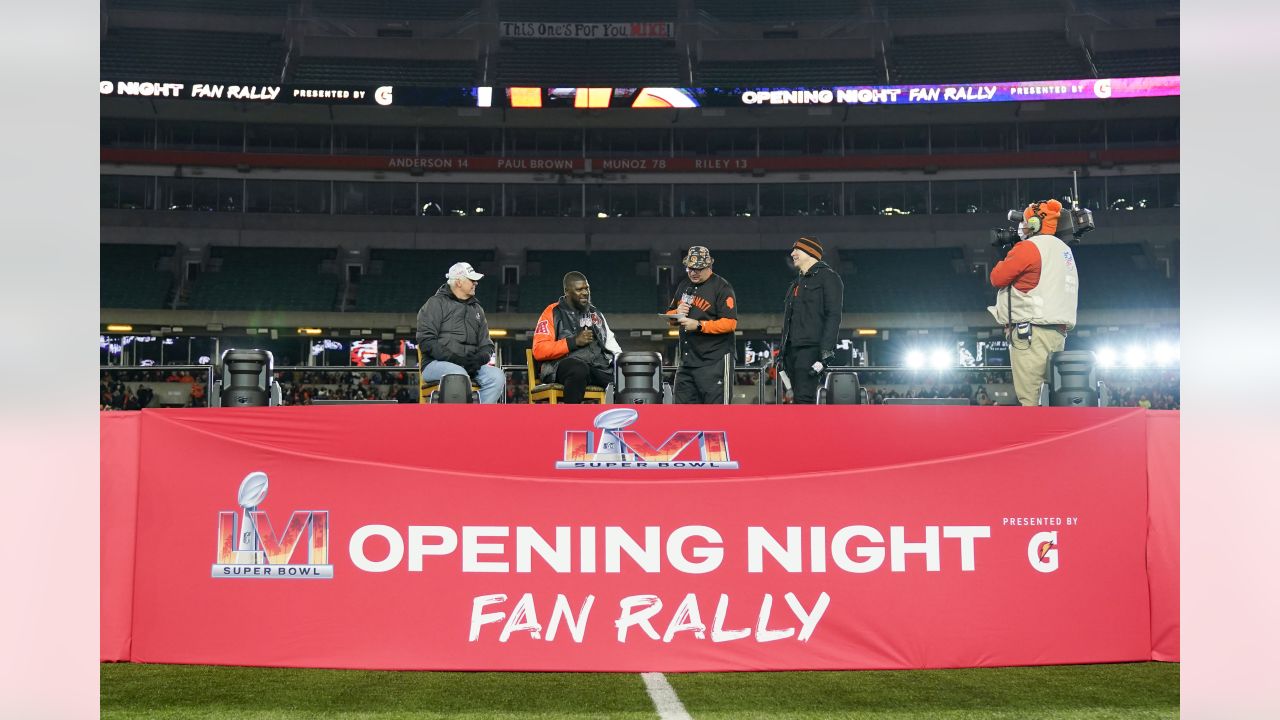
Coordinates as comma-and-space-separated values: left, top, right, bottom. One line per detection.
415, 284, 494, 366
532, 297, 621, 382
781, 261, 843, 356
667, 273, 738, 368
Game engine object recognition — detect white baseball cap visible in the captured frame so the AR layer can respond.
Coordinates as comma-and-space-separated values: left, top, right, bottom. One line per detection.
445, 261, 484, 282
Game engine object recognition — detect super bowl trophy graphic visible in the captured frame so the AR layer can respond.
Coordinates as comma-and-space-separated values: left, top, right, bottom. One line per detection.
236, 471, 269, 564
592, 408, 639, 462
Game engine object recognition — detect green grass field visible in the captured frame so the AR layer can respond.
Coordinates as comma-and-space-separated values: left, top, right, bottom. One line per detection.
101, 662, 1178, 720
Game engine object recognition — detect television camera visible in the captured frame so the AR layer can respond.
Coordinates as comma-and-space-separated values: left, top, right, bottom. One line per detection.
991, 173, 1096, 249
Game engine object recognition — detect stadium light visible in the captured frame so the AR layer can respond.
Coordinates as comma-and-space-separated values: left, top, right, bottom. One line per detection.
106, 324, 133, 332
929, 348, 951, 370
1153, 342, 1180, 367
1096, 347, 1118, 368
489, 329, 508, 337
905, 350, 925, 370
1124, 345, 1147, 368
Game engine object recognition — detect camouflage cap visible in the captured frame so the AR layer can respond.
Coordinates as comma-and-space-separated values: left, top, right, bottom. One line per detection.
682, 245, 714, 270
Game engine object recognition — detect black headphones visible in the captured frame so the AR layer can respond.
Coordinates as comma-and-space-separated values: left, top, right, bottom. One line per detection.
1024, 201, 1045, 236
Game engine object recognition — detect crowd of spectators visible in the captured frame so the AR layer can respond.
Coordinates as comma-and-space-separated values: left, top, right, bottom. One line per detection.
101, 368, 212, 384
1099, 371, 1180, 410
866, 384, 986, 405
858, 370, 1179, 408
100, 370, 207, 410
101, 378, 145, 411
98, 367, 1180, 409
275, 369, 416, 405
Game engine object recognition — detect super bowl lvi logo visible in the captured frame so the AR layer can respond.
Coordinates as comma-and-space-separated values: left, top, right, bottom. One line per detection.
212, 471, 333, 579
556, 409, 739, 470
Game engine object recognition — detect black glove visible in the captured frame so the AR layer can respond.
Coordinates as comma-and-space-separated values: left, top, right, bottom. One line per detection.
423, 340, 445, 363
809, 352, 834, 378
461, 349, 489, 374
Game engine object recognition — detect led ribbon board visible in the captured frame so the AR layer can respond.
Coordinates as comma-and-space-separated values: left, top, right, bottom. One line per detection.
100, 76, 1179, 108
486, 76, 1179, 109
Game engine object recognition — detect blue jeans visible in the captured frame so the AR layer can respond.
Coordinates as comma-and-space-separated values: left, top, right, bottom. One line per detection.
422, 361, 506, 404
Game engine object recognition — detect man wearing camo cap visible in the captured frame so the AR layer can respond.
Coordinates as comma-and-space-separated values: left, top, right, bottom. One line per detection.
663, 246, 738, 404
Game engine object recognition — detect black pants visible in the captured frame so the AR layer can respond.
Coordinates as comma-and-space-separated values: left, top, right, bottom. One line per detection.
784, 346, 823, 404
554, 357, 612, 404
675, 355, 730, 404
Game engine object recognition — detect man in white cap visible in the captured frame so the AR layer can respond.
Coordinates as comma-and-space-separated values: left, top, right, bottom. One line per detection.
415, 261, 506, 403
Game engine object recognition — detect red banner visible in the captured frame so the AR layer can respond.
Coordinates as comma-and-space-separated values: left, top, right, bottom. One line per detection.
1146, 411, 1180, 662
101, 412, 140, 662
103, 405, 1178, 671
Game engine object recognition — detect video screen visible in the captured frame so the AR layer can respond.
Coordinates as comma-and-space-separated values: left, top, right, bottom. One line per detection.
349, 339, 409, 367
975, 339, 1009, 366
311, 339, 418, 367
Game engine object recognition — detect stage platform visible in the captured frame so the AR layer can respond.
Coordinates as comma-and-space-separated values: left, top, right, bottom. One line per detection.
102, 405, 1178, 671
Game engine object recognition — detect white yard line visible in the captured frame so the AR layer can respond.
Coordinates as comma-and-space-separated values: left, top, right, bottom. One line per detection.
641, 672, 694, 720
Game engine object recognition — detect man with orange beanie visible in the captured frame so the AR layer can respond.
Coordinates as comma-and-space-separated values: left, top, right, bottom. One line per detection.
988, 199, 1079, 406
781, 236, 844, 404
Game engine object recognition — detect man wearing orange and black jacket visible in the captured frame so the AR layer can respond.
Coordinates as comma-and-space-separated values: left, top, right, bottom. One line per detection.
664, 246, 738, 404
532, 271, 622, 404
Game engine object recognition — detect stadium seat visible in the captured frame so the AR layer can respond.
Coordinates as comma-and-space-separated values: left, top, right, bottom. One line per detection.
186, 247, 339, 312
293, 58, 476, 86
888, 33, 1091, 84
111, 0, 289, 15
876, 0, 1031, 19
1074, 244, 1178, 309
706, 251, 793, 315
311, 0, 479, 21
101, 244, 175, 309
696, 0, 857, 22
497, 40, 680, 86
817, 370, 868, 405
839, 248, 989, 313
1092, 48, 1180, 77
417, 348, 479, 404
357, 249, 496, 314
100, 28, 285, 83
499, 0, 675, 22
525, 349, 605, 404
697, 59, 881, 86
